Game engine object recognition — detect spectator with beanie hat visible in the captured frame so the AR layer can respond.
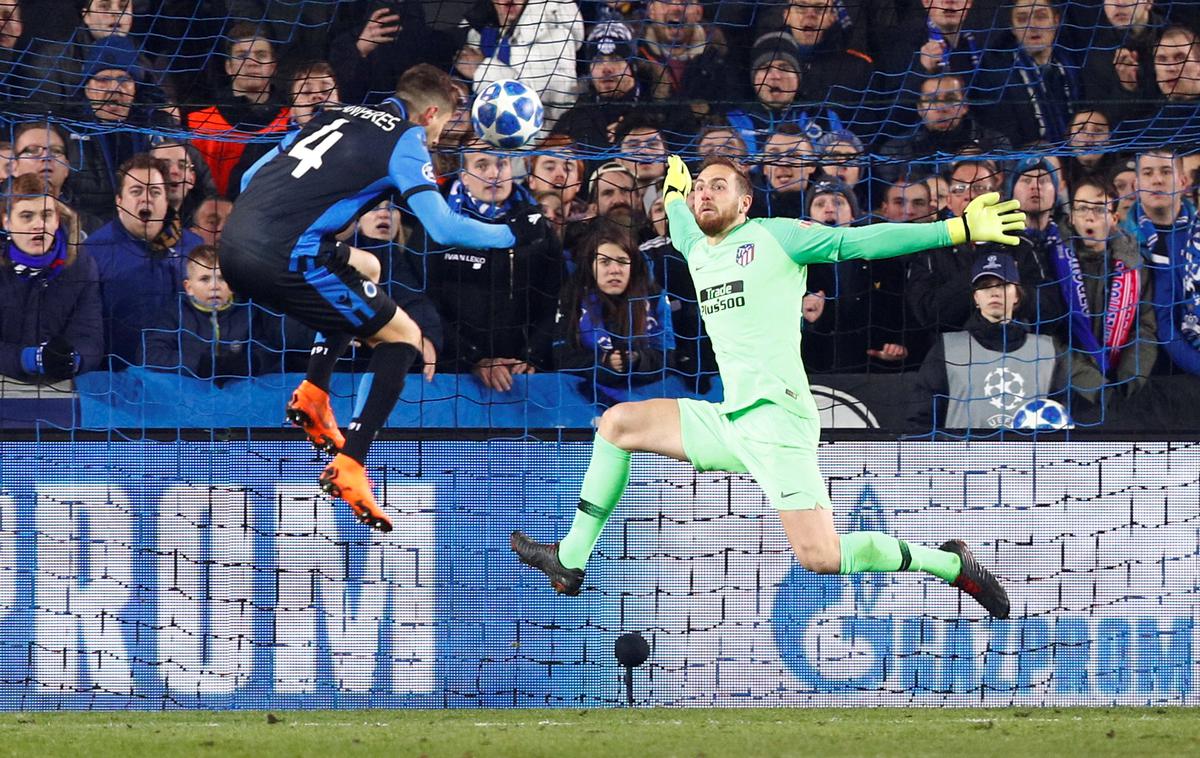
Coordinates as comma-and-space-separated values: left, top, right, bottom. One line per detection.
773, 0, 873, 106
1004, 156, 1069, 333
24, 0, 167, 107
724, 30, 863, 156
802, 178, 905, 372
69, 36, 178, 223
555, 21, 694, 153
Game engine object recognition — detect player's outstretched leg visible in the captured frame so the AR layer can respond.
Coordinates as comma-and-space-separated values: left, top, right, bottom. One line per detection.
320, 304, 423, 532
510, 433, 628, 596
512, 400, 685, 595
781, 509, 1010, 619
287, 332, 353, 454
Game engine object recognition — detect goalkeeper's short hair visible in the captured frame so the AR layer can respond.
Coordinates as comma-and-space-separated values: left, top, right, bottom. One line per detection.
698, 156, 753, 198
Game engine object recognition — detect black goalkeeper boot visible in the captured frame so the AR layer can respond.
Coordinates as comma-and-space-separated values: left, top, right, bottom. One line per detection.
510, 531, 585, 596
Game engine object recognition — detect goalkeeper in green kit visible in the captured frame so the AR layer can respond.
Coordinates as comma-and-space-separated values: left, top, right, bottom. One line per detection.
511, 155, 1022, 618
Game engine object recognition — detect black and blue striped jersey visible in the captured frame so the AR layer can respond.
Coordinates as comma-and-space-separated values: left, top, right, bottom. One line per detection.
223, 98, 513, 270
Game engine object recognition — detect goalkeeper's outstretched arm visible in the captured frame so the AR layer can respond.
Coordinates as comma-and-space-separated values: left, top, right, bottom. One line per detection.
762, 193, 1027, 266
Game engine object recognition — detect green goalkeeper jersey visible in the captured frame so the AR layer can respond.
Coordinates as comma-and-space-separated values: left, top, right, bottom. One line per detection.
666, 200, 952, 419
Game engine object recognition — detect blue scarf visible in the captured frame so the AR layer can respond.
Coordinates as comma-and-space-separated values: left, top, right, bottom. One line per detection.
7, 229, 68, 281
1135, 201, 1200, 348
446, 178, 530, 220
578, 291, 668, 354
479, 26, 512, 66
1013, 48, 1080, 143
1049, 220, 1140, 375
926, 18, 982, 70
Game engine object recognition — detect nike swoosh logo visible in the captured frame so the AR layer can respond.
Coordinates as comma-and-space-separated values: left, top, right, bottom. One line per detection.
780, 491, 803, 499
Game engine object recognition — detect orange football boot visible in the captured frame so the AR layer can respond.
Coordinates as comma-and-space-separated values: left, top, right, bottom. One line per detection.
286, 380, 345, 454
319, 454, 393, 532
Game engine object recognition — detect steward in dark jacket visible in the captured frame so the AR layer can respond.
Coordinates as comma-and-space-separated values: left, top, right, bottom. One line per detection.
906, 232, 1065, 337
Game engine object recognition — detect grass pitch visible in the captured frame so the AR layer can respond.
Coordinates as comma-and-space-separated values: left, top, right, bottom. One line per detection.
0, 707, 1194, 757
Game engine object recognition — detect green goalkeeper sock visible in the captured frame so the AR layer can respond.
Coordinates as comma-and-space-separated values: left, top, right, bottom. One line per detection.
838, 532, 962, 583
558, 434, 631, 570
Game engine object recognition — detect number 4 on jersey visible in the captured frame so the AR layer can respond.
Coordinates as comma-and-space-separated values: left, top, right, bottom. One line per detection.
288, 118, 349, 178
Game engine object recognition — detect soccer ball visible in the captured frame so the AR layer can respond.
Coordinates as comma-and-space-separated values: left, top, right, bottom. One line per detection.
1011, 398, 1073, 431
470, 79, 544, 149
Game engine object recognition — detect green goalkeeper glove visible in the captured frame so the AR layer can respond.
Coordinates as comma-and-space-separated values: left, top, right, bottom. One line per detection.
946, 192, 1026, 246
662, 154, 692, 205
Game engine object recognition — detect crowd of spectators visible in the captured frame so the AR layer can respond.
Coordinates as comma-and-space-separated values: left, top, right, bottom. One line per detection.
1, 0, 1199, 432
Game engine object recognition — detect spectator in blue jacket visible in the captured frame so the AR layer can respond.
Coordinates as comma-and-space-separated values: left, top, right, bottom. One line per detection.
141, 244, 264, 380
86, 153, 203, 369
0, 173, 103, 383
1122, 149, 1200, 376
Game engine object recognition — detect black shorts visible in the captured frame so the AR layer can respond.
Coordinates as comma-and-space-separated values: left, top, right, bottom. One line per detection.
222, 238, 397, 338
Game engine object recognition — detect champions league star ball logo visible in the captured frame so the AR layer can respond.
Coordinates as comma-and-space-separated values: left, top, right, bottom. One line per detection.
735, 243, 755, 267
983, 367, 1026, 411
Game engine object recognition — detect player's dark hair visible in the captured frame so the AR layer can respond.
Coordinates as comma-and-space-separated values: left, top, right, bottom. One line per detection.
562, 219, 659, 352
185, 244, 220, 272
395, 64, 457, 117
698, 155, 753, 198
116, 153, 169, 195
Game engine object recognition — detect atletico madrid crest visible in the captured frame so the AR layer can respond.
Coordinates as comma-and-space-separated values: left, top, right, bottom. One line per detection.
735, 243, 755, 266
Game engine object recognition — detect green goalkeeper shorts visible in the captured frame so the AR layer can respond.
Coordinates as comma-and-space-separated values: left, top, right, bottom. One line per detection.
677, 398, 830, 510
